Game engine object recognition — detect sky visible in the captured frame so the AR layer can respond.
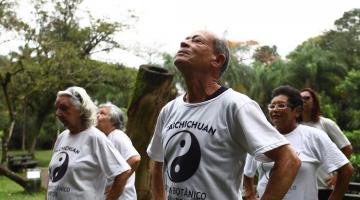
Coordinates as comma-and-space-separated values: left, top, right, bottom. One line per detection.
3, 0, 360, 67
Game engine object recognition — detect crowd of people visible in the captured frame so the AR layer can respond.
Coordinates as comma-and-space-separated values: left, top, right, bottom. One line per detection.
47, 30, 354, 200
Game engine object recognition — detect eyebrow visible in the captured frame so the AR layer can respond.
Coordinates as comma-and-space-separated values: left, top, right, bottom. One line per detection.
185, 35, 203, 40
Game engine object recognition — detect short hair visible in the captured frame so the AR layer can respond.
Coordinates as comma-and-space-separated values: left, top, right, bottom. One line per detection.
98, 102, 125, 130
213, 37, 230, 75
271, 85, 303, 121
57, 86, 97, 129
301, 88, 321, 122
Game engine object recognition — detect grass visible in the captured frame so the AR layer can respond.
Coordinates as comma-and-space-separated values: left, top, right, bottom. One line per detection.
0, 149, 52, 199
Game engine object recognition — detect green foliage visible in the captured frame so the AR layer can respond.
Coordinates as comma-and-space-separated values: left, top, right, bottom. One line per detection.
345, 130, 360, 181
345, 130, 360, 153
350, 154, 360, 182
0, 0, 137, 152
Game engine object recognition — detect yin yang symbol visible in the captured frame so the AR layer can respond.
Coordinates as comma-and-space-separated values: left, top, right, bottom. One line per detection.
49, 152, 69, 182
164, 130, 201, 182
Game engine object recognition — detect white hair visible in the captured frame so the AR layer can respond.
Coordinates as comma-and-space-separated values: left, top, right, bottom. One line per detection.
57, 86, 97, 128
98, 102, 125, 130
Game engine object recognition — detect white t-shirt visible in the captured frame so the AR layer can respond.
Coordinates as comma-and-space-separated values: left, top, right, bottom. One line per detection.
106, 129, 140, 200
147, 89, 289, 200
47, 127, 131, 200
301, 116, 351, 189
244, 125, 349, 200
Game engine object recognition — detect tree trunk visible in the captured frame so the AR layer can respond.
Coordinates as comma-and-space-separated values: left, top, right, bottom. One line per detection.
22, 100, 27, 151
126, 65, 174, 200
1, 120, 15, 164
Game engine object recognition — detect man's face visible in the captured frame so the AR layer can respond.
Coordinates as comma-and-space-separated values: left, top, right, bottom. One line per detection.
96, 107, 113, 132
174, 31, 217, 74
55, 96, 82, 129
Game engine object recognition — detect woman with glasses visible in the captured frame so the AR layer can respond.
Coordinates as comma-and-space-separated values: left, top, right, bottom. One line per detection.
301, 88, 352, 200
47, 86, 131, 200
243, 85, 353, 200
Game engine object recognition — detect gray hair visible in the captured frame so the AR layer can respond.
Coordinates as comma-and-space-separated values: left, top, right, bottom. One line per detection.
57, 86, 97, 129
98, 102, 125, 130
213, 37, 230, 75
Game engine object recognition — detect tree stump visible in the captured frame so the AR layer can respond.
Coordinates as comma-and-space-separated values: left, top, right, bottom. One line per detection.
126, 65, 174, 200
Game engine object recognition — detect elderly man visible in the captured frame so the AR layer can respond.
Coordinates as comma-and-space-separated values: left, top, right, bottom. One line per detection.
97, 102, 141, 200
146, 30, 301, 200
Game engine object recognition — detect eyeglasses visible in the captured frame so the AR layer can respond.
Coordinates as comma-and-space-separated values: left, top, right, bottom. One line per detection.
267, 103, 290, 110
301, 96, 311, 101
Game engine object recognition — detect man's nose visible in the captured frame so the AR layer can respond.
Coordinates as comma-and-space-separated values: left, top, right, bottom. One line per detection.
55, 109, 61, 117
180, 40, 190, 48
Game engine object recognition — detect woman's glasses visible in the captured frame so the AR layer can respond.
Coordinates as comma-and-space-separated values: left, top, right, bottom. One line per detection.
267, 103, 290, 111
301, 96, 311, 101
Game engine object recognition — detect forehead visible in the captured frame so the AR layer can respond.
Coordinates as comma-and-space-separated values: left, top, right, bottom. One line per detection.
187, 31, 215, 41
271, 94, 289, 103
98, 106, 110, 114
55, 95, 72, 105
300, 91, 311, 96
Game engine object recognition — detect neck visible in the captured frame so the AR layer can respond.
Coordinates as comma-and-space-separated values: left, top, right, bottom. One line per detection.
102, 126, 116, 135
277, 123, 298, 135
69, 124, 87, 135
302, 111, 312, 122
184, 76, 221, 103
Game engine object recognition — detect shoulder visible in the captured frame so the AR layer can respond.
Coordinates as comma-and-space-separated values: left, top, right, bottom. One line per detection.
320, 116, 336, 125
159, 95, 182, 115
109, 129, 131, 142
85, 126, 109, 142
219, 89, 258, 110
298, 124, 330, 142
57, 130, 70, 138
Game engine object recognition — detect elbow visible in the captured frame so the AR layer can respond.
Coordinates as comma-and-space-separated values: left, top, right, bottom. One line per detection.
291, 153, 302, 171
338, 163, 354, 180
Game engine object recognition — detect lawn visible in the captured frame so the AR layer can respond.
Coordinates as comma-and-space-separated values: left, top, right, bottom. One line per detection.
0, 150, 52, 200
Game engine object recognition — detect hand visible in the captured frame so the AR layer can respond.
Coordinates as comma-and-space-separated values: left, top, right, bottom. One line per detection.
325, 174, 337, 188
246, 195, 259, 200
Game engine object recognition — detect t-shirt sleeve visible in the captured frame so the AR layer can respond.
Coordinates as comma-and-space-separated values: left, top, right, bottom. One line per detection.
147, 108, 166, 162
95, 134, 131, 179
113, 131, 140, 161
244, 154, 258, 177
321, 117, 351, 149
311, 129, 349, 173
233, 101, 289, 162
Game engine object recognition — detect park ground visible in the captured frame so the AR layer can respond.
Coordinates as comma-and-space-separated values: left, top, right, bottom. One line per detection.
0, 150, 51, 200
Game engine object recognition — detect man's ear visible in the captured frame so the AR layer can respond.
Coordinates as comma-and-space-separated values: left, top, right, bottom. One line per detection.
211, 54, 226, 69
295, 106, 302, 118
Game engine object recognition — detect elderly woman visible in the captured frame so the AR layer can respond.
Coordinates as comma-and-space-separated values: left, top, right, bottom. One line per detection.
47, 86, 131, 200
301, 88, 352, 200
243, 85, 353, 200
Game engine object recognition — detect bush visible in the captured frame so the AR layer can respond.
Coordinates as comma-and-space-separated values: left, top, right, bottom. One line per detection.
345, 130, 360, 153
346, 130, 360, 181
351, 154, 360, 182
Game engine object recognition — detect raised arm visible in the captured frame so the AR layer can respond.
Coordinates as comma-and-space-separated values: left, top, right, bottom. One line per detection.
152, 161, 165, 200
261, 144, 301, 200
329, 163, 353, 200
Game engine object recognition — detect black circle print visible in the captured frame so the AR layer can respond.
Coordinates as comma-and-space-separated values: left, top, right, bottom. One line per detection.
50, 152, 69, 182
164, 130, 201, 182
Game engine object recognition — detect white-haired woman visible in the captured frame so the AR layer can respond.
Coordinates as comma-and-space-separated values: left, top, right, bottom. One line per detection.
47, 86, 131, 200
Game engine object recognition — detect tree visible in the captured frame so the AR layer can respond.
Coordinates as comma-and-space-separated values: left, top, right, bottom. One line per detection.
253, 45, 280, 64
0, 0, 137, 191
126, 65, 174, 200
336, 70, 360, 129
